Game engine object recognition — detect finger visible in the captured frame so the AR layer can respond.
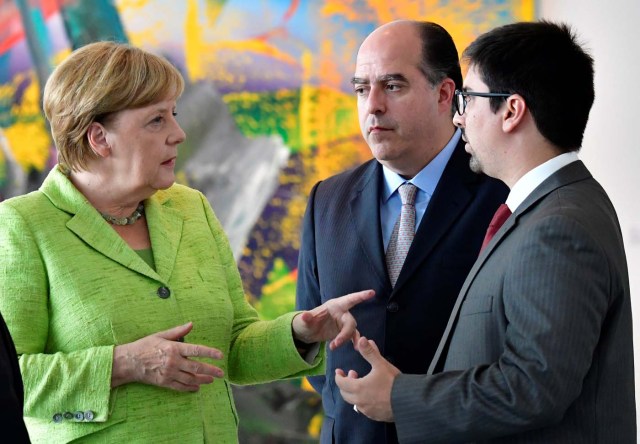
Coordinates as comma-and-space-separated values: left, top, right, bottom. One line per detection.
300, 306, 329, 325
145, 358, 215, 391
155, 322, 193, 341
329, 314, 357, 351
179, 343, 224, 361
166, 378, 204, 392
357, 338, 384, 367
352, 329, 362, 351
334, 370, 357, 398
336, 368, 347, 377
179, 359, 225, 379
335, 289, 375, 310
348, 369, 359, 378
172, 370, 216, 387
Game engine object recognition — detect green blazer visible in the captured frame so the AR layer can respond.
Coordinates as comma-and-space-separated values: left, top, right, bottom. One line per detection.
0, 166, 322, 443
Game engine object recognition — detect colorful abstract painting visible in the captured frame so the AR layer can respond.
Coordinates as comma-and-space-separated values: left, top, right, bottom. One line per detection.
0, 0, 534, 441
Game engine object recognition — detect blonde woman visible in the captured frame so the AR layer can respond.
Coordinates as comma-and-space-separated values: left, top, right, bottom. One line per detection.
0, 41, 373, 443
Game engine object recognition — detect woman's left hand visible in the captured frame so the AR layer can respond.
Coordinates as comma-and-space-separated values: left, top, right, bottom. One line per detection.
292, 289, 375, 351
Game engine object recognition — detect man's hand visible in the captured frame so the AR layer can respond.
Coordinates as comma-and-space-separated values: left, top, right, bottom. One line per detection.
292, 289, 375, 350
335, 337, 400, 422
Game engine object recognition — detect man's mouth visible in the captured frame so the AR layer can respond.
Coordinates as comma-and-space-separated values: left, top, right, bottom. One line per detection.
369, 126, 391, 133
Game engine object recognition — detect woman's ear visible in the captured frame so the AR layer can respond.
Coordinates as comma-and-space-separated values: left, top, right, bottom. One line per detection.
86, 122, 111, 158
502, 94, 527, 133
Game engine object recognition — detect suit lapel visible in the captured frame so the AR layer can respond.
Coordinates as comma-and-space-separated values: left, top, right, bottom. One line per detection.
349, 161, 389, 290
476, 160, 591, 262
427, 160, 593, 374
392, 141, 476, 294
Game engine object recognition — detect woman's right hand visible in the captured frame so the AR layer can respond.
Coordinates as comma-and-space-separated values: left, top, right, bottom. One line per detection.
111, 322, 224, 392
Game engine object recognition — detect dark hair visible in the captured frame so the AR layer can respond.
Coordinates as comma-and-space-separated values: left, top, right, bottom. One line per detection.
462, 21, 594, 151
416, 21, 463, 91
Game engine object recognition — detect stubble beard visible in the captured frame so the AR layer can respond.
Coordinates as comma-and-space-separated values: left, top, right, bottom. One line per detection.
469, 154, 483, 174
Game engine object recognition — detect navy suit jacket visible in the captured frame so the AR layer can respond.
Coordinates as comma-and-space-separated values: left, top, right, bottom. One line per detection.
296, 141, 508, 443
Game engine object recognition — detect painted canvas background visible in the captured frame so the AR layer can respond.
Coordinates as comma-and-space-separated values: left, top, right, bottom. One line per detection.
0, 0, 534, 441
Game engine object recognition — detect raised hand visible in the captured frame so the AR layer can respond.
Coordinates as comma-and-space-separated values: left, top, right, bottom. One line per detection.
111, 322, 224, 392
335, 337, 400, 422
292, 289, 375, 350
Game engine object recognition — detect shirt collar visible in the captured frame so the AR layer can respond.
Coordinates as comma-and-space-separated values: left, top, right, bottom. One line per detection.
506, 151, 579, 211
382, 129, 461, 202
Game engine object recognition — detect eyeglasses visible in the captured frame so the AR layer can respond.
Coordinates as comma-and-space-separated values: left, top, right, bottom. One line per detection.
454, 89, 511, 116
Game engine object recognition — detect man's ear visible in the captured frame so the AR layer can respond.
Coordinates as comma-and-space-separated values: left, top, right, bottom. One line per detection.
438, 78, 456, 112
502, 94, 527, 133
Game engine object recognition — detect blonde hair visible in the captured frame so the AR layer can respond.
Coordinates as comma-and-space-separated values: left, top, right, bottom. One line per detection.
43, 41, 185, 171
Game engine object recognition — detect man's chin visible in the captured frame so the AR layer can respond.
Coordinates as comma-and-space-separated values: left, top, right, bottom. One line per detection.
469, 156, 483, 174
368, 143, 396, 160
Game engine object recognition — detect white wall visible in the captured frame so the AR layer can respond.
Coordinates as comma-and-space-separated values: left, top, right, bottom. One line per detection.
539, 0, 640, 427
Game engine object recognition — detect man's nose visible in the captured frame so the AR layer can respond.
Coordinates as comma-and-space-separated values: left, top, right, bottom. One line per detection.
366, 86, 386, 115
452, 110, 465, 128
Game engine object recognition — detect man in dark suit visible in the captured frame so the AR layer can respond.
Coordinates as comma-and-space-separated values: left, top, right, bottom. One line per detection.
335, 21, 636, 443
295, 20, 508, 443
1, 310, 30, 442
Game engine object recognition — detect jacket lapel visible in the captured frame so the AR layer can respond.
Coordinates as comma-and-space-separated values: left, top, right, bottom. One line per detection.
145, 190, 184, 281
349, 161, 389, 290
392, 141, 476, 294
66, 205, 160, 281
427, 160, 593, 374
40, 167, 183, 284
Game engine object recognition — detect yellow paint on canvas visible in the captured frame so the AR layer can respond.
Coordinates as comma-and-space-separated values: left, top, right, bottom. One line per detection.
307, 411, 323, 438
321, 0, 361, 21
185, 0, 207, 81
184, 0, 298, 84
3, 74, 50, 171
3, 121, 50, 171
321, 0, 535, 61
115, 0, 150, 9
520, 0, 536, 20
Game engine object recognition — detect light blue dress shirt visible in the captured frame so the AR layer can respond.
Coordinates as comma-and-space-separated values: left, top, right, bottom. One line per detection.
380, 129, 461, 251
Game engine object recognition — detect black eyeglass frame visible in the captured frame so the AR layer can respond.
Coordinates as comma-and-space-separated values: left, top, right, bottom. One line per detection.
454, 89, 512, 116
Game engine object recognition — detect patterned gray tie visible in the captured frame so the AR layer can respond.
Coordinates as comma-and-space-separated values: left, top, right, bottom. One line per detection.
386, 183, 418, 287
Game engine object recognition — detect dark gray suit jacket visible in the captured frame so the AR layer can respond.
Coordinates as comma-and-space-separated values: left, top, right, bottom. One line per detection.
297, 141, 508, 443
392, 161, 636, 443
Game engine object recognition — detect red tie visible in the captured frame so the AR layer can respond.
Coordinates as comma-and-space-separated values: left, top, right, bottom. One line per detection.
480, 204, 512, 252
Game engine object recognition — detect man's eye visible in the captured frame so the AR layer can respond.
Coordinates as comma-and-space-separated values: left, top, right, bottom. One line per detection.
386, 84, 400, 91
354, 86, 368, 96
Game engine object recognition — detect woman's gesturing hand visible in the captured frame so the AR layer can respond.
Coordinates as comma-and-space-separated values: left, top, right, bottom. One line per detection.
111, 322, 224, 392
292, 289, 375, 351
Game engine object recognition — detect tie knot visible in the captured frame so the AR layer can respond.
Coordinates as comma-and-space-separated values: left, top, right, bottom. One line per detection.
490, 204, 512, 228
398, 183, 417, 205
479, 203, 512, 253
